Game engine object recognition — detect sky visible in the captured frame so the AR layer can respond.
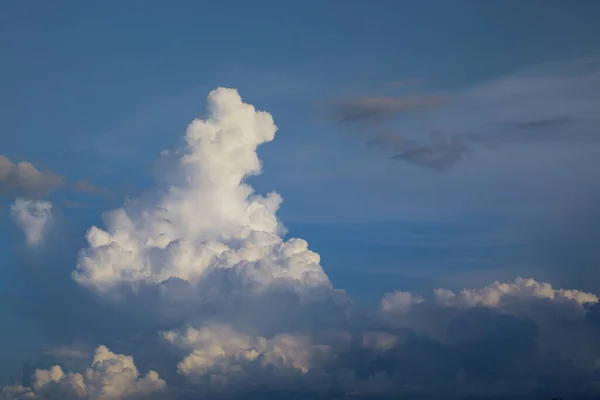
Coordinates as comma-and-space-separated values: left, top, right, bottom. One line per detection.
1, 1, 600, 399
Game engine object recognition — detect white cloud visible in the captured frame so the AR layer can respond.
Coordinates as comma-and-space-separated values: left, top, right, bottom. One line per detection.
73, 88, 330, 298
0, 346, 165, 400
10, 199, 53, 247
379, 291, 424, 313
432, 277, 599, 308
163, 324, 329, 380
378, 278, 600, 372
380, 277, 598, 314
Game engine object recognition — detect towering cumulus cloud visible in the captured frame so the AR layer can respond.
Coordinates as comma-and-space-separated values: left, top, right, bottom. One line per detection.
74, 88, 330, 297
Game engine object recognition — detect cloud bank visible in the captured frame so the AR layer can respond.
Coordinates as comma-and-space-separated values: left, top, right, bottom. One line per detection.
3, 88, 600, 399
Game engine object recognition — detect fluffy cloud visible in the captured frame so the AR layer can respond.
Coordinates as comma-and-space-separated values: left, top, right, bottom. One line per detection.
380, 277, 599, 315
73, 88, 330, 300
0, 346, 165, 400
163, 324, 329, 378
0, 156, 63, 199
379, 291, 424, 313
10, 199, 53, 247
432, 277, 599, 309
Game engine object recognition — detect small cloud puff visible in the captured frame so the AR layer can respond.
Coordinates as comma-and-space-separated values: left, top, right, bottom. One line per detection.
10, 199, 53, 247
0, 346, 166, 400
381, 277, 598, 313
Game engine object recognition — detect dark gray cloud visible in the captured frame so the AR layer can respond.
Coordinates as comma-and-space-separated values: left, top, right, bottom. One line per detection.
71, 179, 108, 196
512, 116, 575, 131
390, 138, 470, 171
364, 128, 471, 171
327, 58, 600, 173
328, 95, 446, 123
0, 156, 111, 229
0, 156, 64, 199
325, 93, 473, 171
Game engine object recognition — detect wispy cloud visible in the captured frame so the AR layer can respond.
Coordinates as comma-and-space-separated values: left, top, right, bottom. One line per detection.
42, 343, 91, 359
325, 57, 600, 172
327, 95, 446, 123
511, 115, 575, 131
391, 138, 471, 171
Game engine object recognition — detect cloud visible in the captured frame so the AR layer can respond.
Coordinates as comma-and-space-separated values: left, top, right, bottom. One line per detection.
163, 324, 328, 378
430, 277, 599, 309
10, 199, 53, 247
324, 92, 472, 171
72, 180, 109, 196
73, 88, 330, 300
328, 95, 446, 123
390, 138, 471, 171
42, 344, 91, 360
4, 88, 600, 399
511, 116, 575, 131
453, 57, 600, 144
0, 346, 166, 400
380, 291, 424, 313
363, 126, 472, 171
327, 58, 600, 174
0, 156, 63, 199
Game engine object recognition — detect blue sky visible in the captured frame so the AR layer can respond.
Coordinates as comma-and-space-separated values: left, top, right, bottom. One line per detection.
2, 1, 600, 398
